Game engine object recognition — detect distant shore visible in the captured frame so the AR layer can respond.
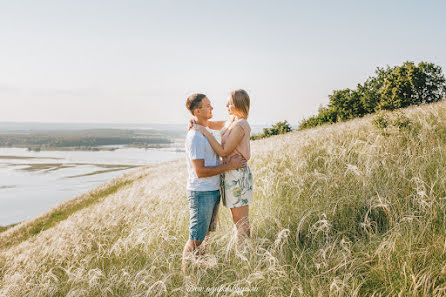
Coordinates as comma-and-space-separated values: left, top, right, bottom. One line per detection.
1, 142, 183, 152
0, 127, 186, 152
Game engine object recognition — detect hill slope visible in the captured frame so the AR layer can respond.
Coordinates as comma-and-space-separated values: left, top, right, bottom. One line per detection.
1, 102, 446, 296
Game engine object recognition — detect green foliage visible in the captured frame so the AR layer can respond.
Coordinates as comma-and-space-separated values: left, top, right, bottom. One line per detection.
359, 66, 393, 113
299, 61, 446, 130
251, 121, 292, 140
270, 120, 292, 135
372, 111, 416, 136
392, 111, 412, 130
328, 88, 366, 121
372, 112, 390, 130
0, 129, 175, 151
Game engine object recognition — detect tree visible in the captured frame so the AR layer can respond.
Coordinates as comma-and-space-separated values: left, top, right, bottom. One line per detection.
358, 66, 392, 113
251, 121, 293, 140
379, 61, 446, 110
328, 88, 365, 120
298, 61, 446, 130
416, 62, 446, 103
379, 62, 419, 109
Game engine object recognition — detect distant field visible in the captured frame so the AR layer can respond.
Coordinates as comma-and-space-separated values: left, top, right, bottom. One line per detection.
0, 128, 186, 151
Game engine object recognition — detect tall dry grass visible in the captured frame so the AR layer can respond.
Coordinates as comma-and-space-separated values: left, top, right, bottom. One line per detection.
1, 101, 446, 296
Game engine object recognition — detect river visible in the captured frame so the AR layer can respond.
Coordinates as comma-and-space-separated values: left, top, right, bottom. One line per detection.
0, 146, 185, 225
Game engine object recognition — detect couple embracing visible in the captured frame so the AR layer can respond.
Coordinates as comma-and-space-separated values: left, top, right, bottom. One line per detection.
182, 89, 253, 273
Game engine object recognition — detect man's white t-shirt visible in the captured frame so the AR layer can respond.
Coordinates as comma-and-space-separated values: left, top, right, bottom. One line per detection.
185, 129, 220, 191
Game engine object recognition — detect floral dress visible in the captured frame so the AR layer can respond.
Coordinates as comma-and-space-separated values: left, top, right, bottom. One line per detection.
220, 119, 253, 208
221, 164, 253, 208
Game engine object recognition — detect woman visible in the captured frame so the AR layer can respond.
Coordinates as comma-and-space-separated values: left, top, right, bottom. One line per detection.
193, 89, 253, 241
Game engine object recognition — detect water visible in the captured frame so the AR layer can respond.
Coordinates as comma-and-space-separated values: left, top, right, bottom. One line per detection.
0, 147, 185, 225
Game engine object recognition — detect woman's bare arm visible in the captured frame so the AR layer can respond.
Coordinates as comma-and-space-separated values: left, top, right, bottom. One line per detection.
188, 120, 226, 131
191, 156, 246, 178
207, 121, 226, 130
194, 124, 244, 157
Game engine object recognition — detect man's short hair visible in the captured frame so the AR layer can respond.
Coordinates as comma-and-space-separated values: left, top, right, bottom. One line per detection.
186, 93, 207, 115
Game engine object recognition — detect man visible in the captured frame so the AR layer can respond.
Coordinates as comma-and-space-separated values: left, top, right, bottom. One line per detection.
182, 93, 246, 273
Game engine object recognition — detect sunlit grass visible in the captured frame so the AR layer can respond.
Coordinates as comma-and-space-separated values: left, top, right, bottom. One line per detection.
1, 102, 446, 296
0, 176, 136, 250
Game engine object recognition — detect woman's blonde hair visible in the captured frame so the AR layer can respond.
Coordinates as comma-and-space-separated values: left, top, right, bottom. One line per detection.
230, 89, 250, 119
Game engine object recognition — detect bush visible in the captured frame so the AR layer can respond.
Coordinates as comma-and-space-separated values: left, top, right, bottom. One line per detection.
372, 111, 416, 136
392, 111, 412, 130
372, 112, 389, 130
251, 121, 293, 140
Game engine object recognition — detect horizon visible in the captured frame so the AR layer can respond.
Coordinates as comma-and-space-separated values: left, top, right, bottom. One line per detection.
0, 120, 273, 125
0, 120, 276, 128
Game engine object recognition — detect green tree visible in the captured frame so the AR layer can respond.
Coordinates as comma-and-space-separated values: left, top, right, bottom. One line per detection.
251, 121, 293, 140
358, 66, 392, 113
299, 61, 446, 130
317, 106, 338, 124
379, 62, 419, 109
328, 88, 365, 120
298, 115, 322, 130
416, 62, 446, 103
379, 61, 446, 110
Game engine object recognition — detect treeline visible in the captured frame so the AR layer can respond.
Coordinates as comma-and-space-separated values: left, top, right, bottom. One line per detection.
0, 129, 173, 151
299, 61, 446, 129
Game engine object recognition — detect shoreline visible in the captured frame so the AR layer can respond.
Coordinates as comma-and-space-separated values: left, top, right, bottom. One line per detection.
0, 158, 183, 250
0, 146, 185, 229
0, 143, 184, 152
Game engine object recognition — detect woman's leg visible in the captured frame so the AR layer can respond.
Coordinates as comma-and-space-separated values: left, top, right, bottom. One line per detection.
230, 205, 250, 241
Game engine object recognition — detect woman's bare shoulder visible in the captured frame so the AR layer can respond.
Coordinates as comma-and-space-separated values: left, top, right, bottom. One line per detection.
235, 119, 251, 132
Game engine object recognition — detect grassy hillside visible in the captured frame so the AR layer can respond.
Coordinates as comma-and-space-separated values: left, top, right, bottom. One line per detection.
1, 102, 446, 296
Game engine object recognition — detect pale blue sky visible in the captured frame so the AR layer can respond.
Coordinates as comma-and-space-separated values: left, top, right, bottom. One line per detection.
1, 0, 445, 125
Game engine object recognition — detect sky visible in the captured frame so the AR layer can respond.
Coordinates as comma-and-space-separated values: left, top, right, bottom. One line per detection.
1, 0, 445, 126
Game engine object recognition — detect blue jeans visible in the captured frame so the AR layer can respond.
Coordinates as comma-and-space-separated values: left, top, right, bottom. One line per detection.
187, 190, 220, 241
